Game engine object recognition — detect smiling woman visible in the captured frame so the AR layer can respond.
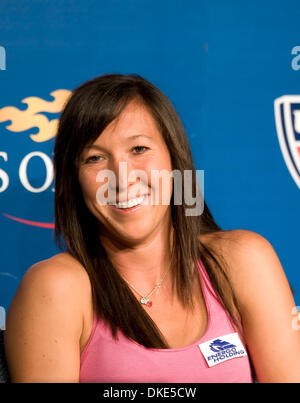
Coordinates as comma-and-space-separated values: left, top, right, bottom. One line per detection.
4, 74, 300, 383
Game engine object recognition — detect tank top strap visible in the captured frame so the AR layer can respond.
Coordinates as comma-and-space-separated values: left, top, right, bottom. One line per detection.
196, 256, 235, 322
197, 257, 221, 302
197, 257, 243, 335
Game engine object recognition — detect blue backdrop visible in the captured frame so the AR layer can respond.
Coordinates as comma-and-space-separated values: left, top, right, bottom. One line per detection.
1, 0, 300, 326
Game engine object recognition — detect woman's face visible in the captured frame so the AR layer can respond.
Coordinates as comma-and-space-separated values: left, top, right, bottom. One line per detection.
78, 100, 173, 245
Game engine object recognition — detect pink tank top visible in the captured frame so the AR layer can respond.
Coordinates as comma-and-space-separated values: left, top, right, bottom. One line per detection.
79, 258, 255, 383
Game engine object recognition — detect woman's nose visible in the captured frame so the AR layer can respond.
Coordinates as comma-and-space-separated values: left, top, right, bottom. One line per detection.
107, 158, 131, 192
115, 161, 129, 193
108, 158, 146, 198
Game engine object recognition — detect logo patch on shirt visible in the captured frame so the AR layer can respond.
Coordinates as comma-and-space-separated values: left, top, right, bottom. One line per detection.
198, 332, 247, 367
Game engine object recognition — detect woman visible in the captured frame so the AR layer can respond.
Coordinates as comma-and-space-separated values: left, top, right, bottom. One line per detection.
4, 74, 300, 382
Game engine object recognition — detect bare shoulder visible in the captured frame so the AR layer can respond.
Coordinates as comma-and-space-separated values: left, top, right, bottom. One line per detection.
200, 229, 279, 269
15, 251, 93, 324
200, 228, 270, 251
26, 251, 90, 280
4, 252, 92, 382
6, 251, 92, 334
199, 229, 292, 310
19, 252, 92, 299
209, 229, 284, 276
218, 229, 276, 257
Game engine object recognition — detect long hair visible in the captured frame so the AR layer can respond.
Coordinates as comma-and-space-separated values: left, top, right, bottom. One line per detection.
53, 73, 242, 348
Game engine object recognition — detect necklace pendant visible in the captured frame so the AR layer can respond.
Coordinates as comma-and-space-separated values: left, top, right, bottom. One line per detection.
140, 297, 152, 307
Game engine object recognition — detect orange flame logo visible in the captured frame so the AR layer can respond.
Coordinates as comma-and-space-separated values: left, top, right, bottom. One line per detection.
0, 89, 71, 142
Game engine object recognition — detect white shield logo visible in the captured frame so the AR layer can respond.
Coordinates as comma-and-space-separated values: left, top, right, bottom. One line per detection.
274, 95, 300, 189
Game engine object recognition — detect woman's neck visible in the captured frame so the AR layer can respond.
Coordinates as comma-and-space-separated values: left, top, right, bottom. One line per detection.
99, 222, 174, 290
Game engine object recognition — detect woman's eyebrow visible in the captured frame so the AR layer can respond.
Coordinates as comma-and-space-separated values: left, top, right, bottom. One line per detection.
86, 144, 107, 151
88, 134, 153, 150
127, 134, 153, 140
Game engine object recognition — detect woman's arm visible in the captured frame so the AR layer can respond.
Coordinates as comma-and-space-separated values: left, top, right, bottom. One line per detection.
4, 257, 87, 382
224, 230, 300, 382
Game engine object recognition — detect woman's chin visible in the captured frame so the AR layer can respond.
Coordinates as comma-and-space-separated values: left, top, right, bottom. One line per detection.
114, 224, 154, 245
96, 204, 171, 245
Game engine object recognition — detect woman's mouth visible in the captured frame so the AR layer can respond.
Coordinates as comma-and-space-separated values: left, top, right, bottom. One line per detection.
108, 194, 149, 215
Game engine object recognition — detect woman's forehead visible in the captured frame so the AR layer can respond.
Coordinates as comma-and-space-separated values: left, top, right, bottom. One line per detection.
90, 101, 162, 147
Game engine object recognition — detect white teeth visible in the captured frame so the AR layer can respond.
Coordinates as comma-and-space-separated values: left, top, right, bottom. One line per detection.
110, 195, 146, 209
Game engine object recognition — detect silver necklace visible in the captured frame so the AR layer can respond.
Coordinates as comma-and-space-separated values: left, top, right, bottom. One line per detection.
122, 261, 172, 308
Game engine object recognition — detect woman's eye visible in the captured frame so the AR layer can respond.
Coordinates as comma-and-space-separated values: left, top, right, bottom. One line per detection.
132, 146, 148, 154
85, 155, 103, 163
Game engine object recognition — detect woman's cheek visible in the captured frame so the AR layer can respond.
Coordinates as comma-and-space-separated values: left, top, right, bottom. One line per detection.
79, 171, 98, 200
152, 170, 173, 206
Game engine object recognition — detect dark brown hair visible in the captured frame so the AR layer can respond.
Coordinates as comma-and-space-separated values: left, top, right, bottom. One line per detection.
53, 73, 242, 348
